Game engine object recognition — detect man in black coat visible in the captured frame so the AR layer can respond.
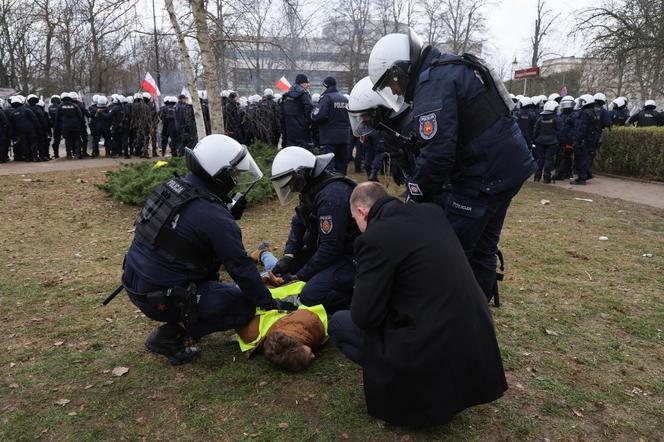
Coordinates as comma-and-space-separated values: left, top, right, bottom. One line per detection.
329, 182, 507, 427
280, 74, 313, 148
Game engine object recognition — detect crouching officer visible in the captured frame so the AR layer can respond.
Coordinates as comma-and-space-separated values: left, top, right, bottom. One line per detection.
269, 146, 359, 313
368, 29, 536, 304
117, 135, 296, 365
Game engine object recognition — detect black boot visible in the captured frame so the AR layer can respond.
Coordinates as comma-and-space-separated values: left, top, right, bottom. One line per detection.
145, 322, 200, 365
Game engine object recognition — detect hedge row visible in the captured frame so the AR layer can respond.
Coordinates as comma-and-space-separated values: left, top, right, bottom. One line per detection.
96, 142, 278, 206
596, 127, 664, 181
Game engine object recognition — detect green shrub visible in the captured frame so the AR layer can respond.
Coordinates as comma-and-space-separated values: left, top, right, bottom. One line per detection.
96, 142, 279, 206
597, 127, 664, 181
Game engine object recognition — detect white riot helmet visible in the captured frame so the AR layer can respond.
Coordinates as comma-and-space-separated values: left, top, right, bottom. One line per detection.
26, 94, 39, 103
538, 95, 548, 104
69, 91, 79, 101
221, 90, 230, 98
548, 93, 561, 102
541, 100, 559, 115
61, 92, 70, 99
164, 96, 176, 104
594, 92, 607, 104
185, 134, 263, 197
531, 95, 543, 106
312, 93, 320, 104
97, 96, 108, 107
274, 93, 282, 101
263, 88, 274, 97
239, 97, 247, 108
250, 94, 262, 104
645, 99, 656, 109
348, 76, 392, 136
560, 96, 575, 110
519, 97, 533, 108
133, 92, 142, 100
143, 92, 152, 100
118, 94, 126, 103
270, 146, 334, 205
612, 97, 626, 108
50, 95, 61, 102
126, 96, 134, 104
9, 95, 25, 105
368, 28, 425, 112
579, 94, 595, 108
92, 94, 99, 104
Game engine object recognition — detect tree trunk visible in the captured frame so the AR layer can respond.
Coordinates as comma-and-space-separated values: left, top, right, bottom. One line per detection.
189, 0, 224, 133
164, 0, 206, 138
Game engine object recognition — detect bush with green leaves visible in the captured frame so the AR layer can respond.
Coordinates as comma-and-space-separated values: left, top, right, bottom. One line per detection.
96, 142, 279, 206
596, 127, 664, 181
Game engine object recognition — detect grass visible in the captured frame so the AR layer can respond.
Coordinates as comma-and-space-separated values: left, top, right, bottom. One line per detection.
0, 167, 663, 441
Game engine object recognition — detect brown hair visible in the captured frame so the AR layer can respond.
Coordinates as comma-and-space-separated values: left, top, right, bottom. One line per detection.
262, 332, 313, 372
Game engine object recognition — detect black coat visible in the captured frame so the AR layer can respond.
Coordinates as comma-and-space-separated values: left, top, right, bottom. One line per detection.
350, 197, 507, 426
311, 86, 350, 145
280, 84, 313, 146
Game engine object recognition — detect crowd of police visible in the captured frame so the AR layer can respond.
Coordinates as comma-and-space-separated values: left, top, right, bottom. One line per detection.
511, 92, 660, 185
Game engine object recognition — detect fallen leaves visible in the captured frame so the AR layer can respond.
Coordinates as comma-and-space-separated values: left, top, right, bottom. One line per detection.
54, 398, 71, 406
277, 422, 289, 429
544, 328, 561, 337
540, 199, 551, 205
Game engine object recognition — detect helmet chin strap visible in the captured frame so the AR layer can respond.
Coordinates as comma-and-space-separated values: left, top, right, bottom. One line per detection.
404, 44, 432, 104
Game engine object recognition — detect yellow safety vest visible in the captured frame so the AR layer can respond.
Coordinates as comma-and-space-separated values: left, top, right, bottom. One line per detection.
236, 281, 328, 352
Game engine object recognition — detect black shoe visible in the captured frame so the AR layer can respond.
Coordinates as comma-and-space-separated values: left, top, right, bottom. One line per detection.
570, 179, 586, 185
145, 323, 201, 366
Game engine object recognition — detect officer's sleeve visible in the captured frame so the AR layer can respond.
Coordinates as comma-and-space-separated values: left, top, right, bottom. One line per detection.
408, 74, 459, 199
302, 94, 313, 123
601, 109, 612, 128
533, 118, 541, 139
574, 113, 588, 143
350, 236, 394, 330
311, 95, 329, 124
296, 188, 351, 281
204, 209, 275, 309
284, 212, 305, 255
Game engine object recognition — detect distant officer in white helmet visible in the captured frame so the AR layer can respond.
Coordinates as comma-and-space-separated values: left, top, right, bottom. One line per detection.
532, 100, 561, 183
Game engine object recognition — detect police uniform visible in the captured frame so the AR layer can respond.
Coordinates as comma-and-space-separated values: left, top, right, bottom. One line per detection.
362, 130, 385, 181
627, 107, 660, 127
311, 86, 351, 174
514, 105, 537, 152
122, 173, 278, 340
282, 174, 359, 312
91, 105, 113, 156
55, 99, 85, 159
572, 106, 598, 183
159, 103, 177, 155
280, 84, 313, 148
610, 107, 630, 126
555, 109, 576, 180
533, 113, 562, 182
174, 102, 197, 154
109, 101, 129, 158
0, 109, 13, 162
406, 49, 535, 301
48, 101, 61, 158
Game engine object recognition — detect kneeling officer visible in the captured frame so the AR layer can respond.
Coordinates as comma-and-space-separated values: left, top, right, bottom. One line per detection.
118, 134, 296, 365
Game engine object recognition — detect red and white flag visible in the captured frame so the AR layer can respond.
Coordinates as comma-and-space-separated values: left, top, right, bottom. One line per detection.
560, 85, 568, 97
141, 72, 161, 97
275, 76, 291, 92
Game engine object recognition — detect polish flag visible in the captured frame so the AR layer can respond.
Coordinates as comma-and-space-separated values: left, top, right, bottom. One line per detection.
560, 85, 568, 97
275, 76, 291, 92
141, 72, 161, 97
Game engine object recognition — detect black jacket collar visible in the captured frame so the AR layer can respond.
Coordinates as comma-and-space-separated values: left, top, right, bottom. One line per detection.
367, 196, 403, 228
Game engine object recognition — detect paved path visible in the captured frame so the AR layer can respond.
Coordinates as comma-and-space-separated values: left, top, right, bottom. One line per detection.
551, 175, 664, 210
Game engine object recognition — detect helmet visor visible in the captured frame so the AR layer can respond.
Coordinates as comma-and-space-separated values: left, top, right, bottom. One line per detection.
376, 87, 404, 113
349, 112, 375, 137
231, 149, 263, 187
271, 174, 296, 206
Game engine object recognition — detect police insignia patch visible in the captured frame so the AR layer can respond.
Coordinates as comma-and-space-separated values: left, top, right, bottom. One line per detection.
408, 182, 423, 196
320, 215, 333, 234
419, 113, 438, 140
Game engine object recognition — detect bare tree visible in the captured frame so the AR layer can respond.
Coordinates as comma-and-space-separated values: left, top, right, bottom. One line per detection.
530, 0, 559, 67
164, 0, 205, 137
328, 0, 375, 86
439, 0, 486, 54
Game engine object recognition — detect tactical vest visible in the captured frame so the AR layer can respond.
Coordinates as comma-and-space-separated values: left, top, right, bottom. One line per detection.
134, 177, 223, 275
296, 175, 357, 246
282, 93, 305, 117
538, 118, 556, 137
428, 53, 511, 144
638, 111, 657, 127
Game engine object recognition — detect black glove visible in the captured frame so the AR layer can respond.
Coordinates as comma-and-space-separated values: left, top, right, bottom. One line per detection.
272, 299, 298, 312
229, 195, 247, 220
272, 255, 294, 276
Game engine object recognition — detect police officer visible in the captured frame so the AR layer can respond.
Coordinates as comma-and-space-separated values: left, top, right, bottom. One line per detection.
260, 88, 281, 147
610, 97, 630, 126
588, 92, 613, 178
70, 92, 90, 157
533, 100, 562, 183
174, 94, 197, 154
514, 97, 537, 153
280, 74, 314, 148
311, 77, 351, 174
26, 94, 52, 161
159, 96, 178, 156
109, 94, 130, 158
368, 29, 535, 303
48, 95, 61, 158
7, 95, 40, 161
224, 92, 243, 144
55, 92, 86, 159
269, 146, 359, 313
130, 92, 152, 158
627, 100, 660, 127
555, 96, 576, 180
121, 134, 296, 365
91, 96, 113, 157
198, 90, 211, 136
88, 96, 100, 156
0, 103, 13, 162
571, 94, 597, 185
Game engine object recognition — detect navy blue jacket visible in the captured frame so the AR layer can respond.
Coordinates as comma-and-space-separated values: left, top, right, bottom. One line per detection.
27, 104, 51, 135
108, 102, 127, 132
574, 107, 601, 146
7, 105, 40, 139
92, 106, 112, 131
280, 84, 313, 146
311, 86, 350, 145
175, 103, 196, 133
610, 107, 630, 126
557, 110, 576, 146
409, 49, 535, 198
122, 173, 275, 309
159, 104, 176, 130
55, 99, 85, 132
627, 108, 660, 127
0, 109, 12, 140
284, 177, 358, 281
533, 114, 561, 145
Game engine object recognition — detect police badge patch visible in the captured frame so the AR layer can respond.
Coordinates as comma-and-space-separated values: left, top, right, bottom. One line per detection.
407, 182, 423, 196
320, 215, 333, 234
419, 113, 438, 140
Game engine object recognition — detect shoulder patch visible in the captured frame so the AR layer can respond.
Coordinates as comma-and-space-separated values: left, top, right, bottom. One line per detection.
419, 113, 438, 140
320, 215, 333, 235
407, 182, 423, 196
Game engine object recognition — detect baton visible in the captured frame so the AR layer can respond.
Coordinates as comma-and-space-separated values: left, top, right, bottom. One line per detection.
102, 284, 124, 306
